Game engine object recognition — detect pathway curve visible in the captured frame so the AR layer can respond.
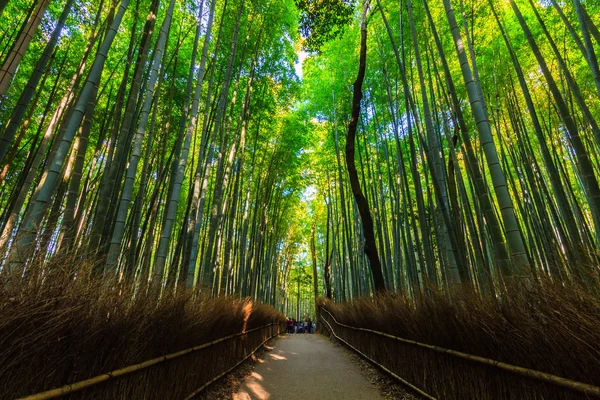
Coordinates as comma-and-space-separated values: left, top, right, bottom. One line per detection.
233, 333, 384, 400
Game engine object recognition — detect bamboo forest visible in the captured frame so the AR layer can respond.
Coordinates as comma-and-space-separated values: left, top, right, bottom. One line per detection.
1, 0, 600, 398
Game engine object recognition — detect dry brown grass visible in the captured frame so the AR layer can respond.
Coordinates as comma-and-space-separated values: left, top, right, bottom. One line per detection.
0, 259, 284, 399
320, 280, 600, 399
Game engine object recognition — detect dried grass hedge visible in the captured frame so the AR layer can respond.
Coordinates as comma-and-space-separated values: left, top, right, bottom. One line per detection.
0, 262, 284, 399
321, 280, 600, 399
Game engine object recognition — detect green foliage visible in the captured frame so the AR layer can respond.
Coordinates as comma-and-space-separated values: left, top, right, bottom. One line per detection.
295, 0, 355, 52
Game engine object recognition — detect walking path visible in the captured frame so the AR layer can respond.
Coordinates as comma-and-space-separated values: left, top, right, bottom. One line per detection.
233, 334, 384, 400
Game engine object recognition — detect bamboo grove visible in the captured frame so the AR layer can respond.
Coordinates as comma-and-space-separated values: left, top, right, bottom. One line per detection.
0, 0, 307, 304
302, 0, 600, 300
1, 0, 600, 307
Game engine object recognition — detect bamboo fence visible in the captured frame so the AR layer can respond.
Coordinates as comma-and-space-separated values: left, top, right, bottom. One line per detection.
320, 307, 600, 399
18, 322, 282, 400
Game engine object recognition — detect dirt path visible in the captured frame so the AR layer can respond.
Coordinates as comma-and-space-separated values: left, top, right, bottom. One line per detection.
233, 334, 384, 400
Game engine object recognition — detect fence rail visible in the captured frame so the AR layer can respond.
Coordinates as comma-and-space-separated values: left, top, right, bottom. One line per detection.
319, 313, 436, 399
320, 307, 600, 399
19, 322, 282, 400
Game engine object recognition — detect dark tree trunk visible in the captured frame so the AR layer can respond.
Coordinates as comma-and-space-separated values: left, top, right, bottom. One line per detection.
344, 1, 386, 293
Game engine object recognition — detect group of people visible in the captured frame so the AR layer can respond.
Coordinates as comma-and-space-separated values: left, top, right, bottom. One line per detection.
285, 316, 315, 334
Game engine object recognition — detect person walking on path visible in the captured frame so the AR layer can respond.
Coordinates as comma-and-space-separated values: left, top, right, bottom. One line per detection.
304, 316, 312, 334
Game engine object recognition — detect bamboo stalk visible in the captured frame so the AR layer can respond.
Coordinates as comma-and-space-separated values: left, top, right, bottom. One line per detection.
18, 323, 277, 400
321, 308, 600, 397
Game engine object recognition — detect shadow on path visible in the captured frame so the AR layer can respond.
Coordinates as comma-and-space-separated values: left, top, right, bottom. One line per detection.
233, 334, 384, 400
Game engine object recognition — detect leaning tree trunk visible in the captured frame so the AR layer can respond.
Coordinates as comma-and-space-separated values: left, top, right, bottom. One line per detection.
443, 0, 530, 276
154, 0, 210, 285
60, 84, 97, 252
421, 0, 510, 274
199, 0, 246, 289
10, 0, 130, 273
91, 0, 159, 255
106, 0, 175, 276
0, 0, 51, 96
0, 0, 74, 165
573, 0, 600, 99
407, 0, 462, 283
510, 0, 600, 267
489, 0, 584, 268
345, 0, 386, 293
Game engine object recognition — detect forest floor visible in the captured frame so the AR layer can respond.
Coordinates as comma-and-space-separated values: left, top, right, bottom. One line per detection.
200, 333, 415, 399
